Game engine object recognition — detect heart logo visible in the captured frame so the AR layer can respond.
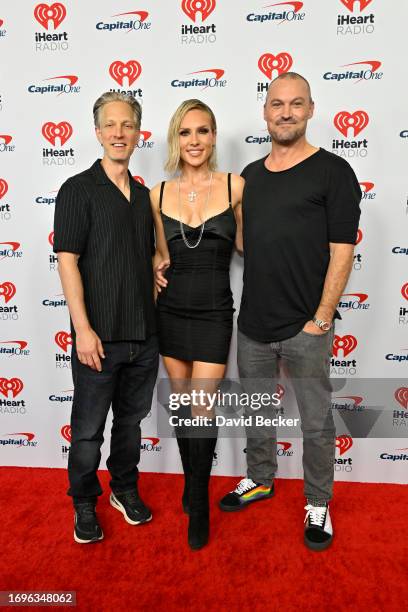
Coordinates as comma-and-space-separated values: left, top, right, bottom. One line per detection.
109, 60, 142, 87
0, 179, 8, 199
34, 3, 66, 29
61, 424, 71, 443
258, 52, 293, 79
332, 335, 358, 357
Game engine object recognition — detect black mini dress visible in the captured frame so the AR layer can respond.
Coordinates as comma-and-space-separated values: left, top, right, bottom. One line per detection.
156, 174, 236, 364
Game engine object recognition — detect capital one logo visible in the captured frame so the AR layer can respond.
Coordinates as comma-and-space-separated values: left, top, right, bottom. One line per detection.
359, 181, 374, 193
332, 335, 358, 357
0, 135, 13, 145
42, 122, 72, 146
0, 242, 20, 260
401, 283, 408, 302
277, 441, 291, 451
336, 434, 353, 455
333, 110, 369, 137
258, 52, 293, 79
0, 377, 24, 398
55, 331, 72, 352
340, 0, 373, 11
34, 3, 66, 29
0, 281, 16, 303
61, 424, 71, 443
181, 0, 216, 22
395, 387, 408, 410
109, 60, 142, 87
0, 179, 8, 199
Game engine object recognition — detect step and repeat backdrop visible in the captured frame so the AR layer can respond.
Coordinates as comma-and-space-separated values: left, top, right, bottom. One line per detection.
0, 1, 407, 484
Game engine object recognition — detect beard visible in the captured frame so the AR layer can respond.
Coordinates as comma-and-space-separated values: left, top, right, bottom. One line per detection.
269, 122, 306, 145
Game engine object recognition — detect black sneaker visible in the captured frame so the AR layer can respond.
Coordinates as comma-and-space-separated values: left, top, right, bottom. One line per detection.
304, 503, 333, 551
110, 491, 152, 525
219, 478, 274, 512
74, 503, 104, 544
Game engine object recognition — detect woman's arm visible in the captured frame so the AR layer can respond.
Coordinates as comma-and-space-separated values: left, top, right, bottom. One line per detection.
230, 174, 245, 255
150, 183, 170, 292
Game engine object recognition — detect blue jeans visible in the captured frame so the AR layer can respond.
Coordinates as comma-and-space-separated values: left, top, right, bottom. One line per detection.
68, 335, 159, 503
238, 328, 335, 502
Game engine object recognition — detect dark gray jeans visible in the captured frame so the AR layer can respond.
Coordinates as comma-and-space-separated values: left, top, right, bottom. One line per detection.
237, 327, 335, 502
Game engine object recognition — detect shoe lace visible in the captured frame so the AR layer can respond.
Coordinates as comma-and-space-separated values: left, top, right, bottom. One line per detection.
119, 491, 142, 509
304, 504, 327, 527
234, 478, 257, 495
76, 503, 96, 522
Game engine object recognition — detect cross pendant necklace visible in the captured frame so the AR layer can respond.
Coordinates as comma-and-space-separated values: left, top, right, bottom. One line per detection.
187, 190, 197, 203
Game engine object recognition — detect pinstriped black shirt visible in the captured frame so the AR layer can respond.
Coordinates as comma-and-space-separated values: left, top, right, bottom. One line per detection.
53, 160, 156, 341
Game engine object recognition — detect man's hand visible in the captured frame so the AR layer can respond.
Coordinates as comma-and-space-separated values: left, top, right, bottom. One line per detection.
154, 259, 170, 293
76, 328, 105, 371
302, 320, 329, 336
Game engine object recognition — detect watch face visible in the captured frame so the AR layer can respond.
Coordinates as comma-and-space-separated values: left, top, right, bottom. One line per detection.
321, 322, 331, 331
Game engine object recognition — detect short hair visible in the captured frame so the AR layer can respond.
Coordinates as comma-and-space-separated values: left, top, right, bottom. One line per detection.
268, 72, 313, 103
93, 92, 142, 129
165, 99, 217, 174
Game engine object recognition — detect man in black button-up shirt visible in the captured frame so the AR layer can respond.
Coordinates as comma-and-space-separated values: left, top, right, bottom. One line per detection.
54, 92, 158, 544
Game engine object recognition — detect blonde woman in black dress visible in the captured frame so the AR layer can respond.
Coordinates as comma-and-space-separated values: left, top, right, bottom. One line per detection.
150, 99, 244, 549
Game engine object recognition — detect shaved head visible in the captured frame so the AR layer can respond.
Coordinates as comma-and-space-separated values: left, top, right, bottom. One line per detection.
267, 72, 313, 104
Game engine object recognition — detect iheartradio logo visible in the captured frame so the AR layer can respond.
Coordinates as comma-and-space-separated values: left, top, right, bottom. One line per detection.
109, 60, 142, 87
133, 175, 145, 185
355, 228, 363, 245
394, 387, 408, 410
401, 283, 408, 302
332, 335, 358, 357
258, 52, 293, 79
61, 424, 71, 443
0, 281, 16, 303
55, 331, 72, 352
333, 110, 369, 137
276, 383, 285, 400
0, 179, 8, 199
42, 122, 73, 146
359, 181, 374, 193
340, 0, 372, 11
34, 3, 66, 29
0, 377, 24, 398
336, 434, 353, 455
181, 0, 216, 22
48, 232, 54, 247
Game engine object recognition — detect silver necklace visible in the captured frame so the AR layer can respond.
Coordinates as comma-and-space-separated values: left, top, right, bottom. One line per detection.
178, 172, 213, 249
188, 190, 197, 203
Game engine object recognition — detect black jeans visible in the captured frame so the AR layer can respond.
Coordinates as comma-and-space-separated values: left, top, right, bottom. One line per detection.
68, 335, 159, 503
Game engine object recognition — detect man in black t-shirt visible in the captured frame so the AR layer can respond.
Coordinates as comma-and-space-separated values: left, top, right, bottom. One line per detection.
219, 73, 361, 550
54, 92, 158, 544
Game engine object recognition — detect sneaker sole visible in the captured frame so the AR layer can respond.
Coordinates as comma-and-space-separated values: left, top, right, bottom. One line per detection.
73, 530, 104, 544
110, 494, 152, 525
304, 533, 333, 551
219, 489, 275, 512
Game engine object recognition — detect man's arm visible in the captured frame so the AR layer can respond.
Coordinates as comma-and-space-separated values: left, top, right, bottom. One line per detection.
303, 242, 354, 334
57, 252, 105, 371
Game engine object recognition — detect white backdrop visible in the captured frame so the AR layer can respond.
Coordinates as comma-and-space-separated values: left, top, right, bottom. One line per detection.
0, 0, 407, 484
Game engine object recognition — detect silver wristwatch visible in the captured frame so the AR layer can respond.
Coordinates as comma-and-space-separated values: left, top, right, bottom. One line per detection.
312, 317, 332, 331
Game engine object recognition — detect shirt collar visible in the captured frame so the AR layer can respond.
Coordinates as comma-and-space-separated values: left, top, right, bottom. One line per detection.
91, 159, 144, 192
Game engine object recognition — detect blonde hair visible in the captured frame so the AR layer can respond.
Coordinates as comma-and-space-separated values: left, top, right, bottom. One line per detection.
165, 99, 217, 174
93, 91, 142, 129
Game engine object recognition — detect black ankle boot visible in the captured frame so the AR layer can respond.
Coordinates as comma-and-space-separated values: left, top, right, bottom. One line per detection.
176, 435, 191, 514
188, 435, 217, 550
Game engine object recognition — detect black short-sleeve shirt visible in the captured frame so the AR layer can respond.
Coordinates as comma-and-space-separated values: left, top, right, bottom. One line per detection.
53, 159, 156, 341
238, 148, 361, 343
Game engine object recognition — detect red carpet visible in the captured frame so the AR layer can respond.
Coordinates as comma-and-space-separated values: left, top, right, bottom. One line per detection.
0, 468, 407, 611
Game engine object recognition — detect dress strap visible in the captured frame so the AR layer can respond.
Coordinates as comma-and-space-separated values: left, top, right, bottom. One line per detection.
227, 173, 232, 207
159, 181, 166, 212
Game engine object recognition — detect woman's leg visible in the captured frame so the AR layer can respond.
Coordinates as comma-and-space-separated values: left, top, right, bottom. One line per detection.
188, 361, 225, 549
162, 357, 193, 513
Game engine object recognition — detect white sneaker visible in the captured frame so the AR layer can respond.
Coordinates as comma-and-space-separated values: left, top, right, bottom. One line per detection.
304, 503, 333, 551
